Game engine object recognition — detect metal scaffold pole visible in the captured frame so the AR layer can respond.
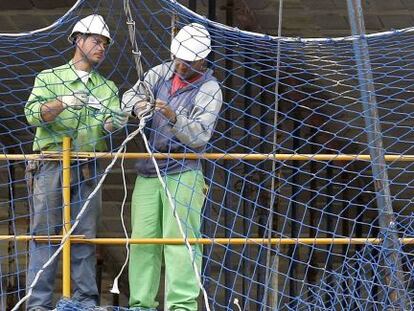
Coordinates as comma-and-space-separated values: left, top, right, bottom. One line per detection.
346, 0, 406, 308
62, 137, 71, 298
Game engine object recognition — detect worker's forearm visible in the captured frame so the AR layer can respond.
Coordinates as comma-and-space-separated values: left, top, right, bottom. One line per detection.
103, 117, 114, 132
41, 100, 65, 122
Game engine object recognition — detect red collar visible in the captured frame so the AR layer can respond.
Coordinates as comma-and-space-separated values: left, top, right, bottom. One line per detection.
170, 73, 202, 95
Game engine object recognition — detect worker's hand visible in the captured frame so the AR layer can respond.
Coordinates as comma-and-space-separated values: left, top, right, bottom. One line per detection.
133, 100, 152, 119
155, 100, 176, 123
111, 109, 129, 129
59, 91, 89, 110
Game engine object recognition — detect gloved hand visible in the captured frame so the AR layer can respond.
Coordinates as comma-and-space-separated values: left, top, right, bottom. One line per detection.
155, 100, 176, 123
110, 109, 129, 129
59, 91, 89, 110
133, 101, 152, 119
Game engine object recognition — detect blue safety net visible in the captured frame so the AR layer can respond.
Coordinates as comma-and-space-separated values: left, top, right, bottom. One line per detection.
56, 298, 128, 310
0, 0, 414, 310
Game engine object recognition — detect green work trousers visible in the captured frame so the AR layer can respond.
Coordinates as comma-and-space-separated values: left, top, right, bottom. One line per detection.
129, 170, 205, 311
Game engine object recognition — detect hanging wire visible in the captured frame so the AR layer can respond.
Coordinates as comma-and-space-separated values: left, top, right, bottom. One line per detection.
123, 0, 145, 82
109, 147, 129, 294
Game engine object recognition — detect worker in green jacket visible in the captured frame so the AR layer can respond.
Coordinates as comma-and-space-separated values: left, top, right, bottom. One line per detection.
24, 14, 128, 310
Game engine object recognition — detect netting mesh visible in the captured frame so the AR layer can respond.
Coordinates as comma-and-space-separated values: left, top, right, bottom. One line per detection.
1, 0, 414, 310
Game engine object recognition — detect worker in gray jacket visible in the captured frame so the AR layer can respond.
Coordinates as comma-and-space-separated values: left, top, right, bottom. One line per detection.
122, 23, 222, 311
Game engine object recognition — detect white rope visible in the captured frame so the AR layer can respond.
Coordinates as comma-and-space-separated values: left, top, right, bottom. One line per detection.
109, 147, 129, 294
106, 0, 155, 295
233, 298, 242, 311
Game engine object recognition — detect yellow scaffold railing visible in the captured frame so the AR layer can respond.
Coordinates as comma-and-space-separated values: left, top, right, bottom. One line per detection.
3, 236, 414, 245
2, 137, 414, 298
2, 152, 414, 162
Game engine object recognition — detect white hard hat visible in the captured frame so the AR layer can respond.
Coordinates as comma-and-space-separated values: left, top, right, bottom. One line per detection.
68, 14, 112, 45
170, 23, 211, 61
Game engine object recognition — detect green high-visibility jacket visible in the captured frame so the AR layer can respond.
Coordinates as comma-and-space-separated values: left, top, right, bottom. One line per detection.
25, 60, 120, 152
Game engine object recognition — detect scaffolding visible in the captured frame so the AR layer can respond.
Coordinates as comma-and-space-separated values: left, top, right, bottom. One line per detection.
2, 137, 414, 307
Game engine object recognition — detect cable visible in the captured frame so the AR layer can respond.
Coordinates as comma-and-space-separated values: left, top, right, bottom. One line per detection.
110, 145, 129, 294
233, 298, 242, 311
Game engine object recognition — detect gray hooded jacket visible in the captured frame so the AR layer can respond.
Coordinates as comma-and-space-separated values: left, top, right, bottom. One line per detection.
122, 61, 223, 177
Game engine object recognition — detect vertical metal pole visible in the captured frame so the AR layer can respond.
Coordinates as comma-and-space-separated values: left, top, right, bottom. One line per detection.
265, 0, 283, 309
306, 141, 318, 302
346, 0, 405, 308
62, 137, 71, 298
